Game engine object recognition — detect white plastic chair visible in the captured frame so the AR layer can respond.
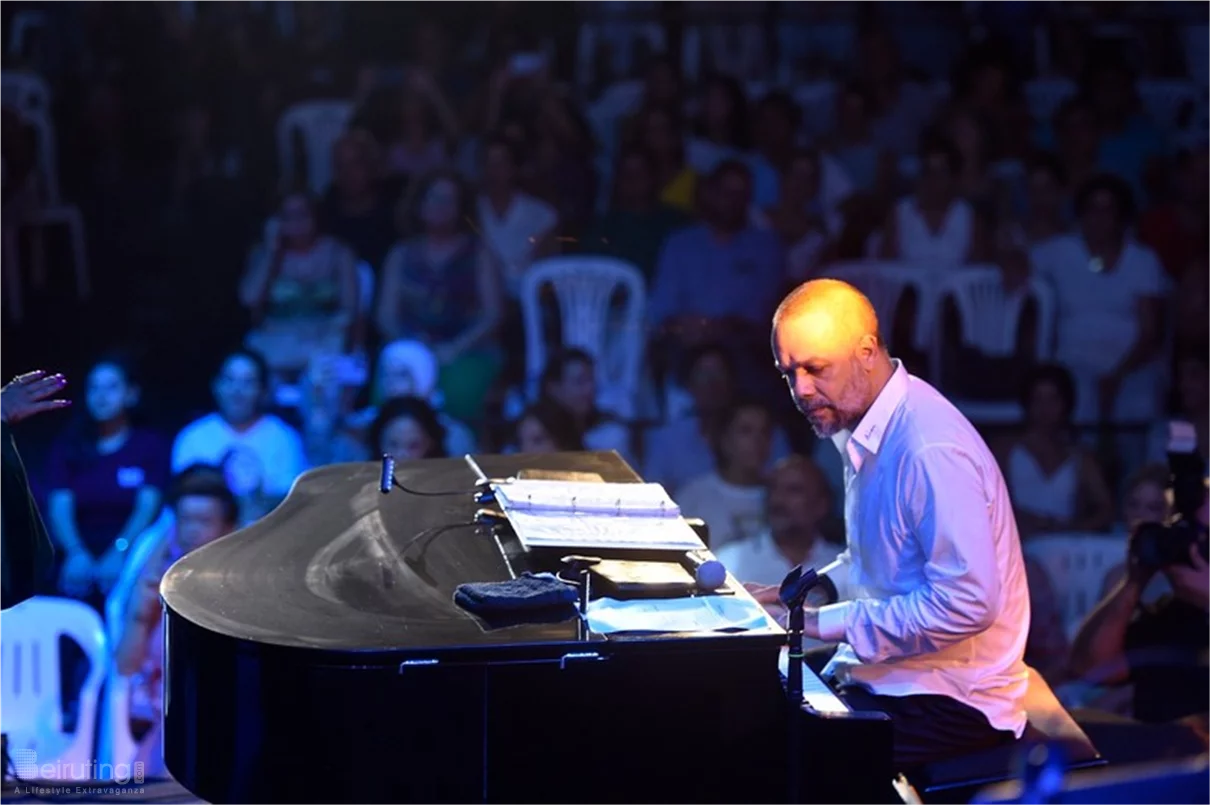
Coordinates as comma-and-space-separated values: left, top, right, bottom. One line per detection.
276, 100, 353, 196
1025, 77, 1078, 123
7, 11, 48, 60
519, 257, 647, 420
0, 97, 89, 323
1023, 533, 1128, 641
95, 515, 174, 774
1, 596, 107, 774
823, 261, 924, 343
935, 267, 1056, 424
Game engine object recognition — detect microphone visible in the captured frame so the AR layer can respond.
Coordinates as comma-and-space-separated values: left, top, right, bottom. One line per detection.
380, 454, 396, 495
685, 551, 727, 591
779, 557, 845, 608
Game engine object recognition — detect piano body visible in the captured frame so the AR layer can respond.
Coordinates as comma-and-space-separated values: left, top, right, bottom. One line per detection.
161, 452, 894, 803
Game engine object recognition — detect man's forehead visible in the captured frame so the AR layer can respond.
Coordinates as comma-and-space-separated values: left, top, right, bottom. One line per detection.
773, 310, 853, 358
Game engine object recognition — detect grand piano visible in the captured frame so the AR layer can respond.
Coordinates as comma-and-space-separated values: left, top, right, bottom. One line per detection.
161, 452, 894, 803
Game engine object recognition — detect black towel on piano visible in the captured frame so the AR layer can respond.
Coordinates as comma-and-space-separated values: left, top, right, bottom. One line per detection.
454, 572, 578, 617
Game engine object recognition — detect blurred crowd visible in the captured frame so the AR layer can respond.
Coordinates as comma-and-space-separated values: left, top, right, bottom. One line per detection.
1, 0, 1208, 771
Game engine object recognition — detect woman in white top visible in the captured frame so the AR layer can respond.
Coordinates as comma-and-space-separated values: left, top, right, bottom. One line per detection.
476, 135, 559, 298
1031, 174, 1169, 425
993, 364, 1115, 539
880, 134, 986, 266
676, 399, 773, 551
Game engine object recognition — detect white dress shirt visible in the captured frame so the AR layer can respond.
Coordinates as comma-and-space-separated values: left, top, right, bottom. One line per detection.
818, 360, 1031, 737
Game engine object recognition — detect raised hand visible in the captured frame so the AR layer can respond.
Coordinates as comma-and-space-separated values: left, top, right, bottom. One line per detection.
1, 370, 70, 425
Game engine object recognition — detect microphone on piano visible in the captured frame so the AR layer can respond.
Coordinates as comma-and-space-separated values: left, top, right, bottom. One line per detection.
685, 551, 727, 591
380, 454, 397, 495
778, 557, 844, 608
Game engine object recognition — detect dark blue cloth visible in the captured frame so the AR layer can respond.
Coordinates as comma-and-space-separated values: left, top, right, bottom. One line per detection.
454, 572, 578, 616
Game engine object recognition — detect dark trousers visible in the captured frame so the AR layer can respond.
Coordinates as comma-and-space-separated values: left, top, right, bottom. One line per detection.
805, 646, 1015, 770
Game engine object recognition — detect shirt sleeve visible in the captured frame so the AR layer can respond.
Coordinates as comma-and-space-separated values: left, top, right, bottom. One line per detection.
821, 445, 1003, 662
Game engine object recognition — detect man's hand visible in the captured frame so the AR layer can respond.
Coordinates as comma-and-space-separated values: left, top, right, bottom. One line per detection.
802, 607, 822, 640
1, 370, 70, 424
1164, 543, 1210, 612
59, 549, 95, 598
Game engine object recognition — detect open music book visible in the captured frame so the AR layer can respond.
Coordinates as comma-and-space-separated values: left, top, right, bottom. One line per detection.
490, 480, 705, 551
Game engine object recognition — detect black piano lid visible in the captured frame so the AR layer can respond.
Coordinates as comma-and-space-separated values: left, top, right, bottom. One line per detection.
160, 451, 783, 660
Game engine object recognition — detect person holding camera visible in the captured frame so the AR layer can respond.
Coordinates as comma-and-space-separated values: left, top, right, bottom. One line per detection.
1067, 431, 1208, 760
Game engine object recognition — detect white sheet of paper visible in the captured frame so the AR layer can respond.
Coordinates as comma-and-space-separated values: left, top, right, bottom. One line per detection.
585, 594, 778, 635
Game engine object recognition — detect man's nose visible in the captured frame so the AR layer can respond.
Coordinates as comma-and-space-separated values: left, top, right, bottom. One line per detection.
793, 374, 816, 398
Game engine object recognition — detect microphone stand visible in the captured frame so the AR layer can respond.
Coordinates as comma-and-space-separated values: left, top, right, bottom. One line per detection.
778, 565, 820, 805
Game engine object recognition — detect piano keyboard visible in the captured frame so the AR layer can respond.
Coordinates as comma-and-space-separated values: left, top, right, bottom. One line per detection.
778, 646, 850, 715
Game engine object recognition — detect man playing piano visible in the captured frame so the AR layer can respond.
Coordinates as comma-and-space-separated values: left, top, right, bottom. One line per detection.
767, 278, 1031, 769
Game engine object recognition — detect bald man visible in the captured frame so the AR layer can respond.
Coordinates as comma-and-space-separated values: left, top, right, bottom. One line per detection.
769, 278, 1031, 769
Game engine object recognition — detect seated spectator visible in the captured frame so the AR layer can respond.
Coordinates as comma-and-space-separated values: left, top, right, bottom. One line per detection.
382, 70, 459, 179
995, 364, 1115, 539
1082, 54, 1167, 208
936, 108, 1001, 216
1016, 151, 1072, 247
1147, 351, 1209, 468
377, 170, 504, 426
1031, 174, 1168, 425
1172, 256, 1209, 360
45, 355, 170, 608
172, 350, 309, 526
475, 135, 559, 298
371, 396, 448, 461
1099, 463, 1177, 602
616, 56, 683, 145
676, 399, 774, 550
747, 91, 802, 208
314, 340, 477, 464
857, 26, 942, 156
240, 190, 360, 385
526, 90, 599, 238
686, 74, 751, 176
538, 348, 633, 464
318, 130, 398, 273
511, 400, 584, 454
115, 466, 238, 779
580, 146, 689, 283
1050, 96, 1101, 200
825, 82, 889, 196
715, 455, 843, 586
879, 134, 986, 265
647, 160, 785, 392
754, 148, 828, 282
629, 105, 697, 214
1138, 147, 1209, 281
645, 343, 791, 494
947, 43, 1032, 162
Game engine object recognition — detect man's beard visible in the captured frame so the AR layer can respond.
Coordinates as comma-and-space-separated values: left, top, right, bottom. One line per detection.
795, 371, 868, 438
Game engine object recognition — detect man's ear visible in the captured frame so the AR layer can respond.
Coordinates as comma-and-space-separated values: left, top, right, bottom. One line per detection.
857, 333, 880, 366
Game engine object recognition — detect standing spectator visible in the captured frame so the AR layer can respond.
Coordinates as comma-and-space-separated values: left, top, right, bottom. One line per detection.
172, 351, 309, 526
580, 146, 690, 283
476, 135, 559, 297
538, 349, 633, 464
318, 130, 399, 274
994, 364, 1116, 539
677, 399, 774, 551
370, 396, 448, 461
45, 356, 170, 606
377, 170, 504, 425
240, 190, 361, 386
1031, 175, 1168, 425
687, 74, 751, 175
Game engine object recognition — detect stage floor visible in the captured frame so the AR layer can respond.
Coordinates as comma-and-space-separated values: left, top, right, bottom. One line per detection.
1, 777, 204, 804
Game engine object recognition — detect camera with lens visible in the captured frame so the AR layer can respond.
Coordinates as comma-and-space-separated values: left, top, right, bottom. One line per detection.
1130, 422, 1208, 570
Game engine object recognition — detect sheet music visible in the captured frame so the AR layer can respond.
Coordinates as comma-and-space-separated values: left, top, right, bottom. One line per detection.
586, 595, 778, 634
492, 479, 704, 550
493, 480, 681, 518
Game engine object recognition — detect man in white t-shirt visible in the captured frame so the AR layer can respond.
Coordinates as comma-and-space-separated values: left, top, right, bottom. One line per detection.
172, 350, 308, 525
476, 135, 559, 297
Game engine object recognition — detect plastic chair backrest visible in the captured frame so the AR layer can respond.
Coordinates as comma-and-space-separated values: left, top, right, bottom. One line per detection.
1, 596, 107, 772
822, 261, 919, 338
937, 267, 1057, 358
519, 257, 646, 419
275, 101, 353, 196
1023, 533, 1128, 640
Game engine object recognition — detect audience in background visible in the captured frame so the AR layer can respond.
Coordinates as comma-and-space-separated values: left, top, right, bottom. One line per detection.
996, 364, 1115, 539
115, 466, 238, 779
45, 355, 170, 607
1138, 147, 1209, 280
172, 350, 308, 526
376, 170, 504, 425
538, 348, 633, 463
1147, 351, 1209, 468
512, 400, 584, 454
319, 130, 399, 273
382, 69, 460, 179
676, 399, 774, 551
370, 395, 448, 461
755, 147, 828, 282
240, 189, 361, 385
687, 73, 751, 175
1017, 151, 1071, 246
629, 105, 697, 214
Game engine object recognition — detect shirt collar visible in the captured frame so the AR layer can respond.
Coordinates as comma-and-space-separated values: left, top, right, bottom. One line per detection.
831, 359, 909, 472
